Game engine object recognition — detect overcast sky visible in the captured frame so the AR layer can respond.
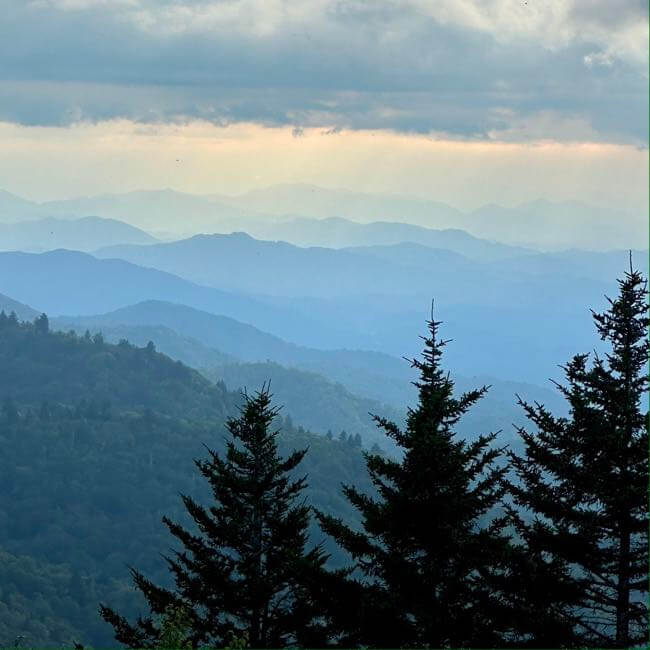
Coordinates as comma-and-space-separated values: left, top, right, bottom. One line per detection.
0, 0, 647, 211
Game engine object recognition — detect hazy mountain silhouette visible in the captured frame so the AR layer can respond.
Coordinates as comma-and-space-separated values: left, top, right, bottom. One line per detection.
57, 300, 413, 401
53, 312, 401, 449
209, 183, 463, 226
244, 216, 532, 260
1, 241, 643, 385
40, 189, 263, 234
211, 184, 646, 250
0, 216, 157, 252
94, 232, 629, 308
0, 291, 40, 321
0, 249, 354, 347
97, 232, 457, 297
0, 188, 262, 235
57, 299, 566, 450
468, 200, 647, 250
0, 189, 43, 222
2, 185, 643, 250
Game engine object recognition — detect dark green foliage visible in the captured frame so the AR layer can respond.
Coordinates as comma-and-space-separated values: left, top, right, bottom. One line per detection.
100, 387, 329, 648
0, 315, 372, 647
203, 361, 402, 453
34, 313, 48, 335
59, 301, 572, 457
0, 550, 87, 648
316, 315, 512, 648
0, 310, 236, 421
507, 265, 649, 647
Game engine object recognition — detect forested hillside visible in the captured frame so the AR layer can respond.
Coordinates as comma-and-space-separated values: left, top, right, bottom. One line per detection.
55, 300, 414, 403
0, 314, 373, 647
57, 301, 566, 452
2, 1, 646, 646
0, 293, 38, 322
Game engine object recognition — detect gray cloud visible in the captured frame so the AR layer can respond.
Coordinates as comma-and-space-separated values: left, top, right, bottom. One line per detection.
0, 0, 646, 143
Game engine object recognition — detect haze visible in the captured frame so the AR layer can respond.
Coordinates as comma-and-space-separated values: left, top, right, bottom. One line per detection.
0, 1, 648, 647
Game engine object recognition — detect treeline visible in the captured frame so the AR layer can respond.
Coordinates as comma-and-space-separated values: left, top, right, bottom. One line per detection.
0, 314, 377, 647
99, 266, 648, 649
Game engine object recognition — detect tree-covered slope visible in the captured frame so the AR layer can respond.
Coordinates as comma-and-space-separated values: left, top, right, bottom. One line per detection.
203, 361, 402, 451
56, 299, 415, 407
0, 549, 91, 648
0, 316, 373, 648
0, 316, 235, 422
0, 293, 39, 322
58, 300, 567, 451
55, 317, 402, 451
0, 249, 352, 349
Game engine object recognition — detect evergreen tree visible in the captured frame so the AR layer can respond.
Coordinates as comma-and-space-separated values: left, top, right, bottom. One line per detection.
316, 313, 512, 648
507, 263, 649, 647
34, 313, 49, 335
100, 386, 328, 648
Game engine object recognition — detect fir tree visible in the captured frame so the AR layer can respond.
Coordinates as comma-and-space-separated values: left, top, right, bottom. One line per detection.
100, 386, 328, 648
316, 312, 512, 648
34, 313, 49, 335
507, 262, 649, 647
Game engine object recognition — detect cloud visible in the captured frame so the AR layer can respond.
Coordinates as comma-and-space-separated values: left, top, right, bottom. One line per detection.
0, 1, 646, 143
0, 120, 645, 220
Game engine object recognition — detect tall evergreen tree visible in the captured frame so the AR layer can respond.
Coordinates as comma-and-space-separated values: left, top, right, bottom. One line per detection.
507, 263, 649, 647
316, 313, 512, 648
100, 386, 328, 648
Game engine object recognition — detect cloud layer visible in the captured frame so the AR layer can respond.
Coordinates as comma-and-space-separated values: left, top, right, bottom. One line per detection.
1, 0, 647, 143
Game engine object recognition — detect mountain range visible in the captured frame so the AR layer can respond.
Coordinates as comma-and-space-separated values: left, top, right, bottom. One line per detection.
0, 248, 352, 348
0, 216, 156, 252
0, 186, 645, 250
54, 299, 413, 402
1, 242, 644, 385
54, 299, 567, 451
242, 216, 532, 260
0, 312, 377, 647
210, 184, 646, 251
96, 232, 633, 305
0, 291, 40, 321
0, 289, 564, 454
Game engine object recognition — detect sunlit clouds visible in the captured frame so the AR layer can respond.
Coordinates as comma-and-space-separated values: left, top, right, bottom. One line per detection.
0, 120, 645, 216
0, 1, 646, 213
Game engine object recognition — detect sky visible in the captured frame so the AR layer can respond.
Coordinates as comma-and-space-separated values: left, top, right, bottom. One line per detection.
0, 0, 647, 211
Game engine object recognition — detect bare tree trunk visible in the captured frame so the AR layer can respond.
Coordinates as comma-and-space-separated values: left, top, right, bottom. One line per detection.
615, 525, 630, 648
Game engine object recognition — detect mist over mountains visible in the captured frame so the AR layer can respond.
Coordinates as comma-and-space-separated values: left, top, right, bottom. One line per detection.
2, 0, 647, 643
211, 184, 646, 251
0, 182, 645, 647
0, 216, 156, 252
0, 183, 645, 461
0, 185, 645, 251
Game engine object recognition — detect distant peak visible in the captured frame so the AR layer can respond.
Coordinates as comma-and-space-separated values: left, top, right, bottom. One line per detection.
188, 231, 254, 242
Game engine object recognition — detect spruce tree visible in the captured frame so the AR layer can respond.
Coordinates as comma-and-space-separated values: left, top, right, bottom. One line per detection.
507, 263, 649, 647
100, 386, 328, 648
316, 313, 512, 648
